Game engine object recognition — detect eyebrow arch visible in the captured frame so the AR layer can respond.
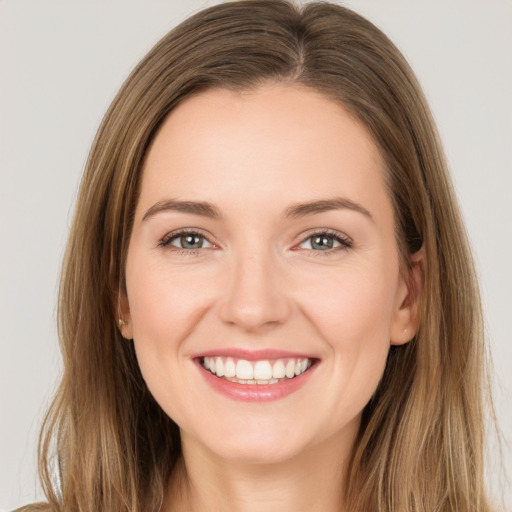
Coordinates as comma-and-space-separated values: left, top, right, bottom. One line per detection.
283, 197, 373, 221
142, 197, 373, 222
142, 199, 224, 221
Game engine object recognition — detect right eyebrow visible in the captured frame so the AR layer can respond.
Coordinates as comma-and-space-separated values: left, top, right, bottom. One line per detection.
142, 199, 224, 221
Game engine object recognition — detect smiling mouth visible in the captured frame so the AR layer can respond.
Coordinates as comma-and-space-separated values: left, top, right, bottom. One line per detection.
201, 356, 314, 385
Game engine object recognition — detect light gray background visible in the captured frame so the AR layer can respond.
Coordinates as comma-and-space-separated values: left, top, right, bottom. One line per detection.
1, 1, 510, 510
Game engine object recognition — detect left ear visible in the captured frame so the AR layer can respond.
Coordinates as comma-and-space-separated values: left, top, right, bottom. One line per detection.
390, 247, 425, 345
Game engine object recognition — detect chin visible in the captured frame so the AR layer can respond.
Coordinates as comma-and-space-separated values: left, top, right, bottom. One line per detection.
214, 440, 304, 466
187, 420, 312, 465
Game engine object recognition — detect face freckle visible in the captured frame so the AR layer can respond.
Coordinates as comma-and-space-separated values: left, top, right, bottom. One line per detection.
121, 83, 417, 465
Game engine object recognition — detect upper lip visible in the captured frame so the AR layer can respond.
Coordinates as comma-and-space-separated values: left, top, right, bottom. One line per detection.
192, 348, 318, 361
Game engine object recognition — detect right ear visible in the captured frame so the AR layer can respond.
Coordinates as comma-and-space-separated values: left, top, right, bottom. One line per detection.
117, 290, 133, 340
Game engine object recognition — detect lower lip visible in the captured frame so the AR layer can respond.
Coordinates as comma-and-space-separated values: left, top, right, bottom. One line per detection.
195, 359, 318, 402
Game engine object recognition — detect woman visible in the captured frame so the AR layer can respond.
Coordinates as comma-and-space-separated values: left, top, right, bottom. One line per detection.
18, 1, 497, 511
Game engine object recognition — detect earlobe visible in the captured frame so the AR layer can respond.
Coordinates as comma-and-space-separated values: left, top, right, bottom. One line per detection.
390, 247, 425, 346
117, 291, 134, 340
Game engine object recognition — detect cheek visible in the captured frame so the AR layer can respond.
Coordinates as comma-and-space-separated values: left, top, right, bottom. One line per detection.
297, 262, 398, 397
125, 256, 217, 421
126, 257, 214, 348
303, 263, 397, 342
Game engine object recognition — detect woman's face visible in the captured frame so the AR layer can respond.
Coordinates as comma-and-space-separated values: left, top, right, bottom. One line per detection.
121, 84, 418, 464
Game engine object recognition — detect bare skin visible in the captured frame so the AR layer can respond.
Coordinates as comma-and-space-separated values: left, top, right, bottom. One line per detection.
164, 428, 350, 512
120, 83, 422, 511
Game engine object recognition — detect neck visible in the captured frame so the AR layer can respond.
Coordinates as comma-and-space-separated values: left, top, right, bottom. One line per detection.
163, 426, 358, 512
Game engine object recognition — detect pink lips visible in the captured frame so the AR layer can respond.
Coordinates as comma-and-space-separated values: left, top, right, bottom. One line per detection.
193, 349, 318, 402
196, 348, 316, 360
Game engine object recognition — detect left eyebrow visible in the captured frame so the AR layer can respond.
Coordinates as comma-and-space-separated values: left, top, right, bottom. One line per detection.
283, 197, 373, 221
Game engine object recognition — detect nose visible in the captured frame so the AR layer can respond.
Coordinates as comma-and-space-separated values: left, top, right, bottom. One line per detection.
218, 247, 292, 332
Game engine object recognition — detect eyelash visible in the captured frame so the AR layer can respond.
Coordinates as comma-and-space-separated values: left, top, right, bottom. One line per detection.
159, 228, 353, 257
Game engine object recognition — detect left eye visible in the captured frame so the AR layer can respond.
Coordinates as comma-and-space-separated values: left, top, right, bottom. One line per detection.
298, 232, 350, 251
164, 232, 213, 250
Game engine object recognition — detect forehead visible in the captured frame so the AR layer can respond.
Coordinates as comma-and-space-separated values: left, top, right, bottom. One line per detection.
138, 84, 390, 221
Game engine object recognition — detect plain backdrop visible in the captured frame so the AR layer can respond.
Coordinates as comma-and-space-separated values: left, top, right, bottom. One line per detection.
1, 1, 510, 510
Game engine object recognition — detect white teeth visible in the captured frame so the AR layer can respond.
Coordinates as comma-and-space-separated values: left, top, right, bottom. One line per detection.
224, 377, 280, 385
285, 359, 296, 378
272, 360, 285, 379
224, 357, 236, 378
253, 360, 272, 380
236, 359, 254, 380
215, 357, 224, 377
202, 356, 313, 383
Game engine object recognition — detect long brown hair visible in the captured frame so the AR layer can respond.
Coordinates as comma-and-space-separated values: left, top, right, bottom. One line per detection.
21, 1, 495, 510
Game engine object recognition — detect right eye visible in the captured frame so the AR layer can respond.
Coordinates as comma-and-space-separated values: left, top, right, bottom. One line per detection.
159, 229, 215, 254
